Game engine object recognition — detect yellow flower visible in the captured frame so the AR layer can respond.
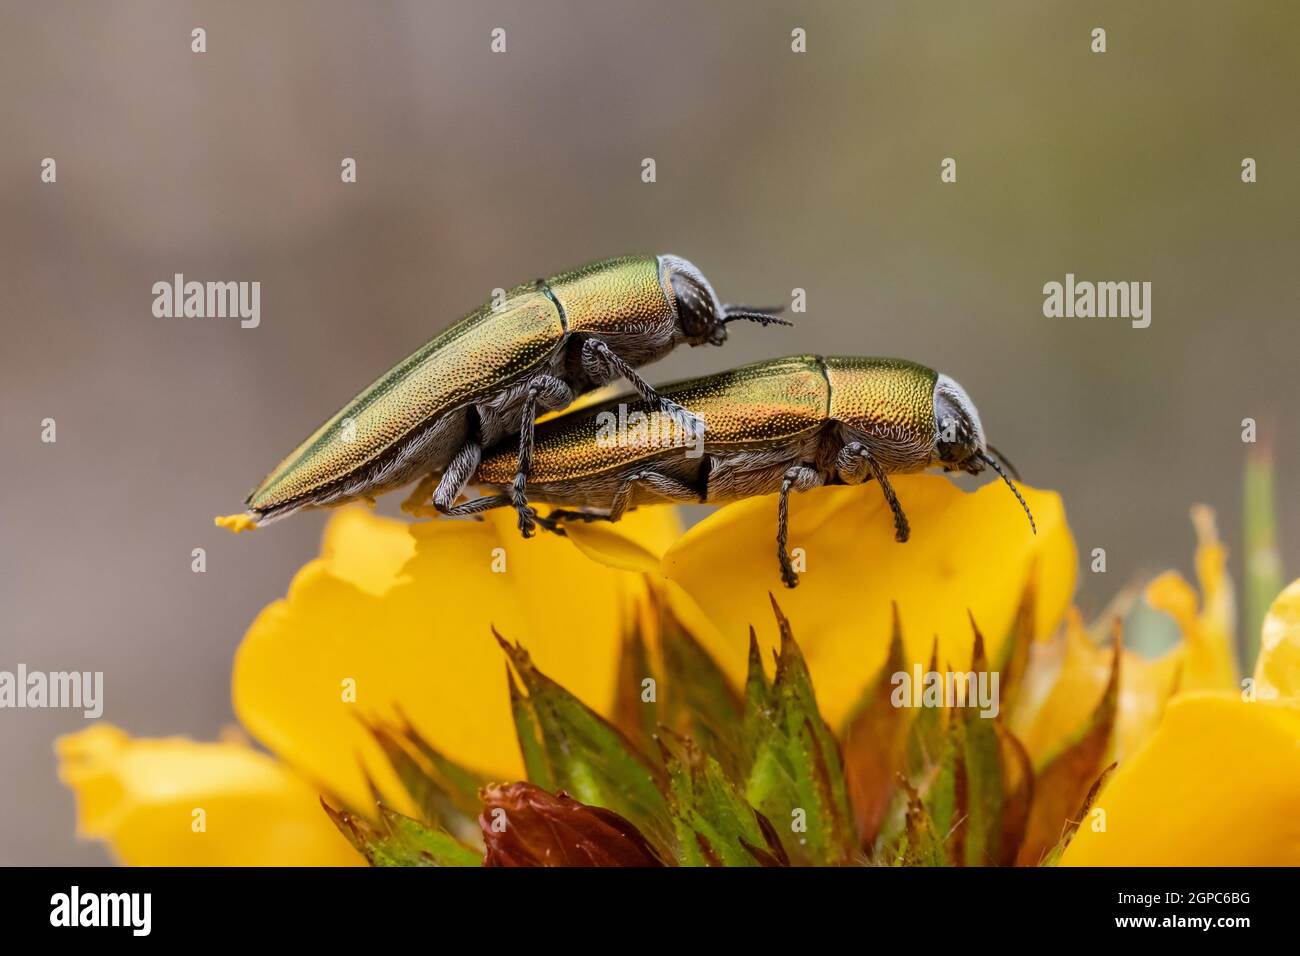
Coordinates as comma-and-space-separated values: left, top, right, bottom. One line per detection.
1062, 572, 1300, 866
56, 474, 1300, 866
57, 725, 358, 866
662, 475, 1075, 727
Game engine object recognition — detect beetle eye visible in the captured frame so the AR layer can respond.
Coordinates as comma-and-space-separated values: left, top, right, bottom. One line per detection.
932, 374, 986, 469
670, 270, 723, 341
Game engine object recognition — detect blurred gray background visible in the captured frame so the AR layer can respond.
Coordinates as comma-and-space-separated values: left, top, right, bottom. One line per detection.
2, 1, 1297, 863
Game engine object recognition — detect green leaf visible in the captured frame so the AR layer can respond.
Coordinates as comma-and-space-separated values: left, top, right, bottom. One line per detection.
1245, 439, 1284, 667
661, 732, 787, 866
323, 800, 481, 867
394, 707, 487, 817
906, 638, 947, 775
611, 608, 660, 760
356, 708, 487, 849
886, 779, 948, 867
996, 572, 1036, 719
507, 667, 555, 792
741, 627, 771, 772
922, 714, 962, 862
743, 596, 856, 866
497, 629, 675, 857
659, 599, 745, 780
959, 624, 1002, 866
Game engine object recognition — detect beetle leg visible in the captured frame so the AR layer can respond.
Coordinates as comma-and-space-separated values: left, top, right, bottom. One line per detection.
437, 493, 512, 517
777, 464, 823, 588
536, 469, 699, 534
580, 338, 703, 434
839, 444, 909, 543
510, 376, 576, 539
422, 440, 483, 514
834, 442, 872, 483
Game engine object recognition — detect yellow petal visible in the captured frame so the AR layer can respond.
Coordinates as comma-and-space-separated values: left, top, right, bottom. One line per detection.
56, 724, 359, 866
1143, 507, 1238, 692
1145, 572, 1237, 693
1018, 609, 1110, 760
1256, 577, 1300, 698
558, 506, 683, 574
1016, 610, 1181, 764
320, 505, 416, 597
233, 507, 660, 813
663, 475, 1075, 727
1061, 694, 1300, 865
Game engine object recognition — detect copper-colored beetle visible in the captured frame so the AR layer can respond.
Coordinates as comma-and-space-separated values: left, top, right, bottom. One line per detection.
469, 355, 1034, 587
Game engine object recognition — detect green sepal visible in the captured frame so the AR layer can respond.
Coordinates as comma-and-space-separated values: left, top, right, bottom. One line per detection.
660, 731, 787, 867
496, 629, 675, 857
659, 599, 745, 780
323, 800, 482, 867
743, 597, 856, 866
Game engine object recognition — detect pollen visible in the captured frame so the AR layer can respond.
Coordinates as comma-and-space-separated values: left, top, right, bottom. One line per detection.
215, 513, 259, 534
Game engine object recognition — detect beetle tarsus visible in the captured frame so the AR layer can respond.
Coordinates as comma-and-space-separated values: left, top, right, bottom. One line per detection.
429, 440, 483, 513
777, 475, 800, 589
438, 493, 511, 518
776, 464, 822, 588
856, 448, 910, 543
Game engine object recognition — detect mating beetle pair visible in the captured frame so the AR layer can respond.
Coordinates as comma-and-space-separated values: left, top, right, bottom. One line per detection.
234, 254, 1033, 587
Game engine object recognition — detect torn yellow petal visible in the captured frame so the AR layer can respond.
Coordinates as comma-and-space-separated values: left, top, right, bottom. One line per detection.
320, 505, 415, 597
56, 724, 359, 866
1017, 609, 1181, 764
559, 506, 683, 574
535, 383, 623, 423
215, 513, 258, 534
663, 475, 1075, 727
1062, 694, 1300, 865
1112, 646, 1182, 763
1146, 568, 1237, 693
1019, 609, 1110, 760
233, 506, 661, 813
1256, 577, 1300, 699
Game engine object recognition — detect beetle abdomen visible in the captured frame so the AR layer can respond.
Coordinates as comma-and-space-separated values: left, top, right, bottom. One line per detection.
247, 283, 564, 515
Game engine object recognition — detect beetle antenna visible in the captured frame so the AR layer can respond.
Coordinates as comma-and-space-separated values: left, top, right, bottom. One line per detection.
978, 451, 1036, 535
722, 304, 792, 327
985, 443, 1021, 481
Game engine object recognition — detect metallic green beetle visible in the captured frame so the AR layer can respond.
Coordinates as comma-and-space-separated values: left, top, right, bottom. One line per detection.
469, 354, 1035, 587
239, 255, 785, 533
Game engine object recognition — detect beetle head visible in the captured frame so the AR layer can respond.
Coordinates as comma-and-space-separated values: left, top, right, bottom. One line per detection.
932, 374, 988, 474
932, 374, 1036, 534
660, 255, 789, 347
